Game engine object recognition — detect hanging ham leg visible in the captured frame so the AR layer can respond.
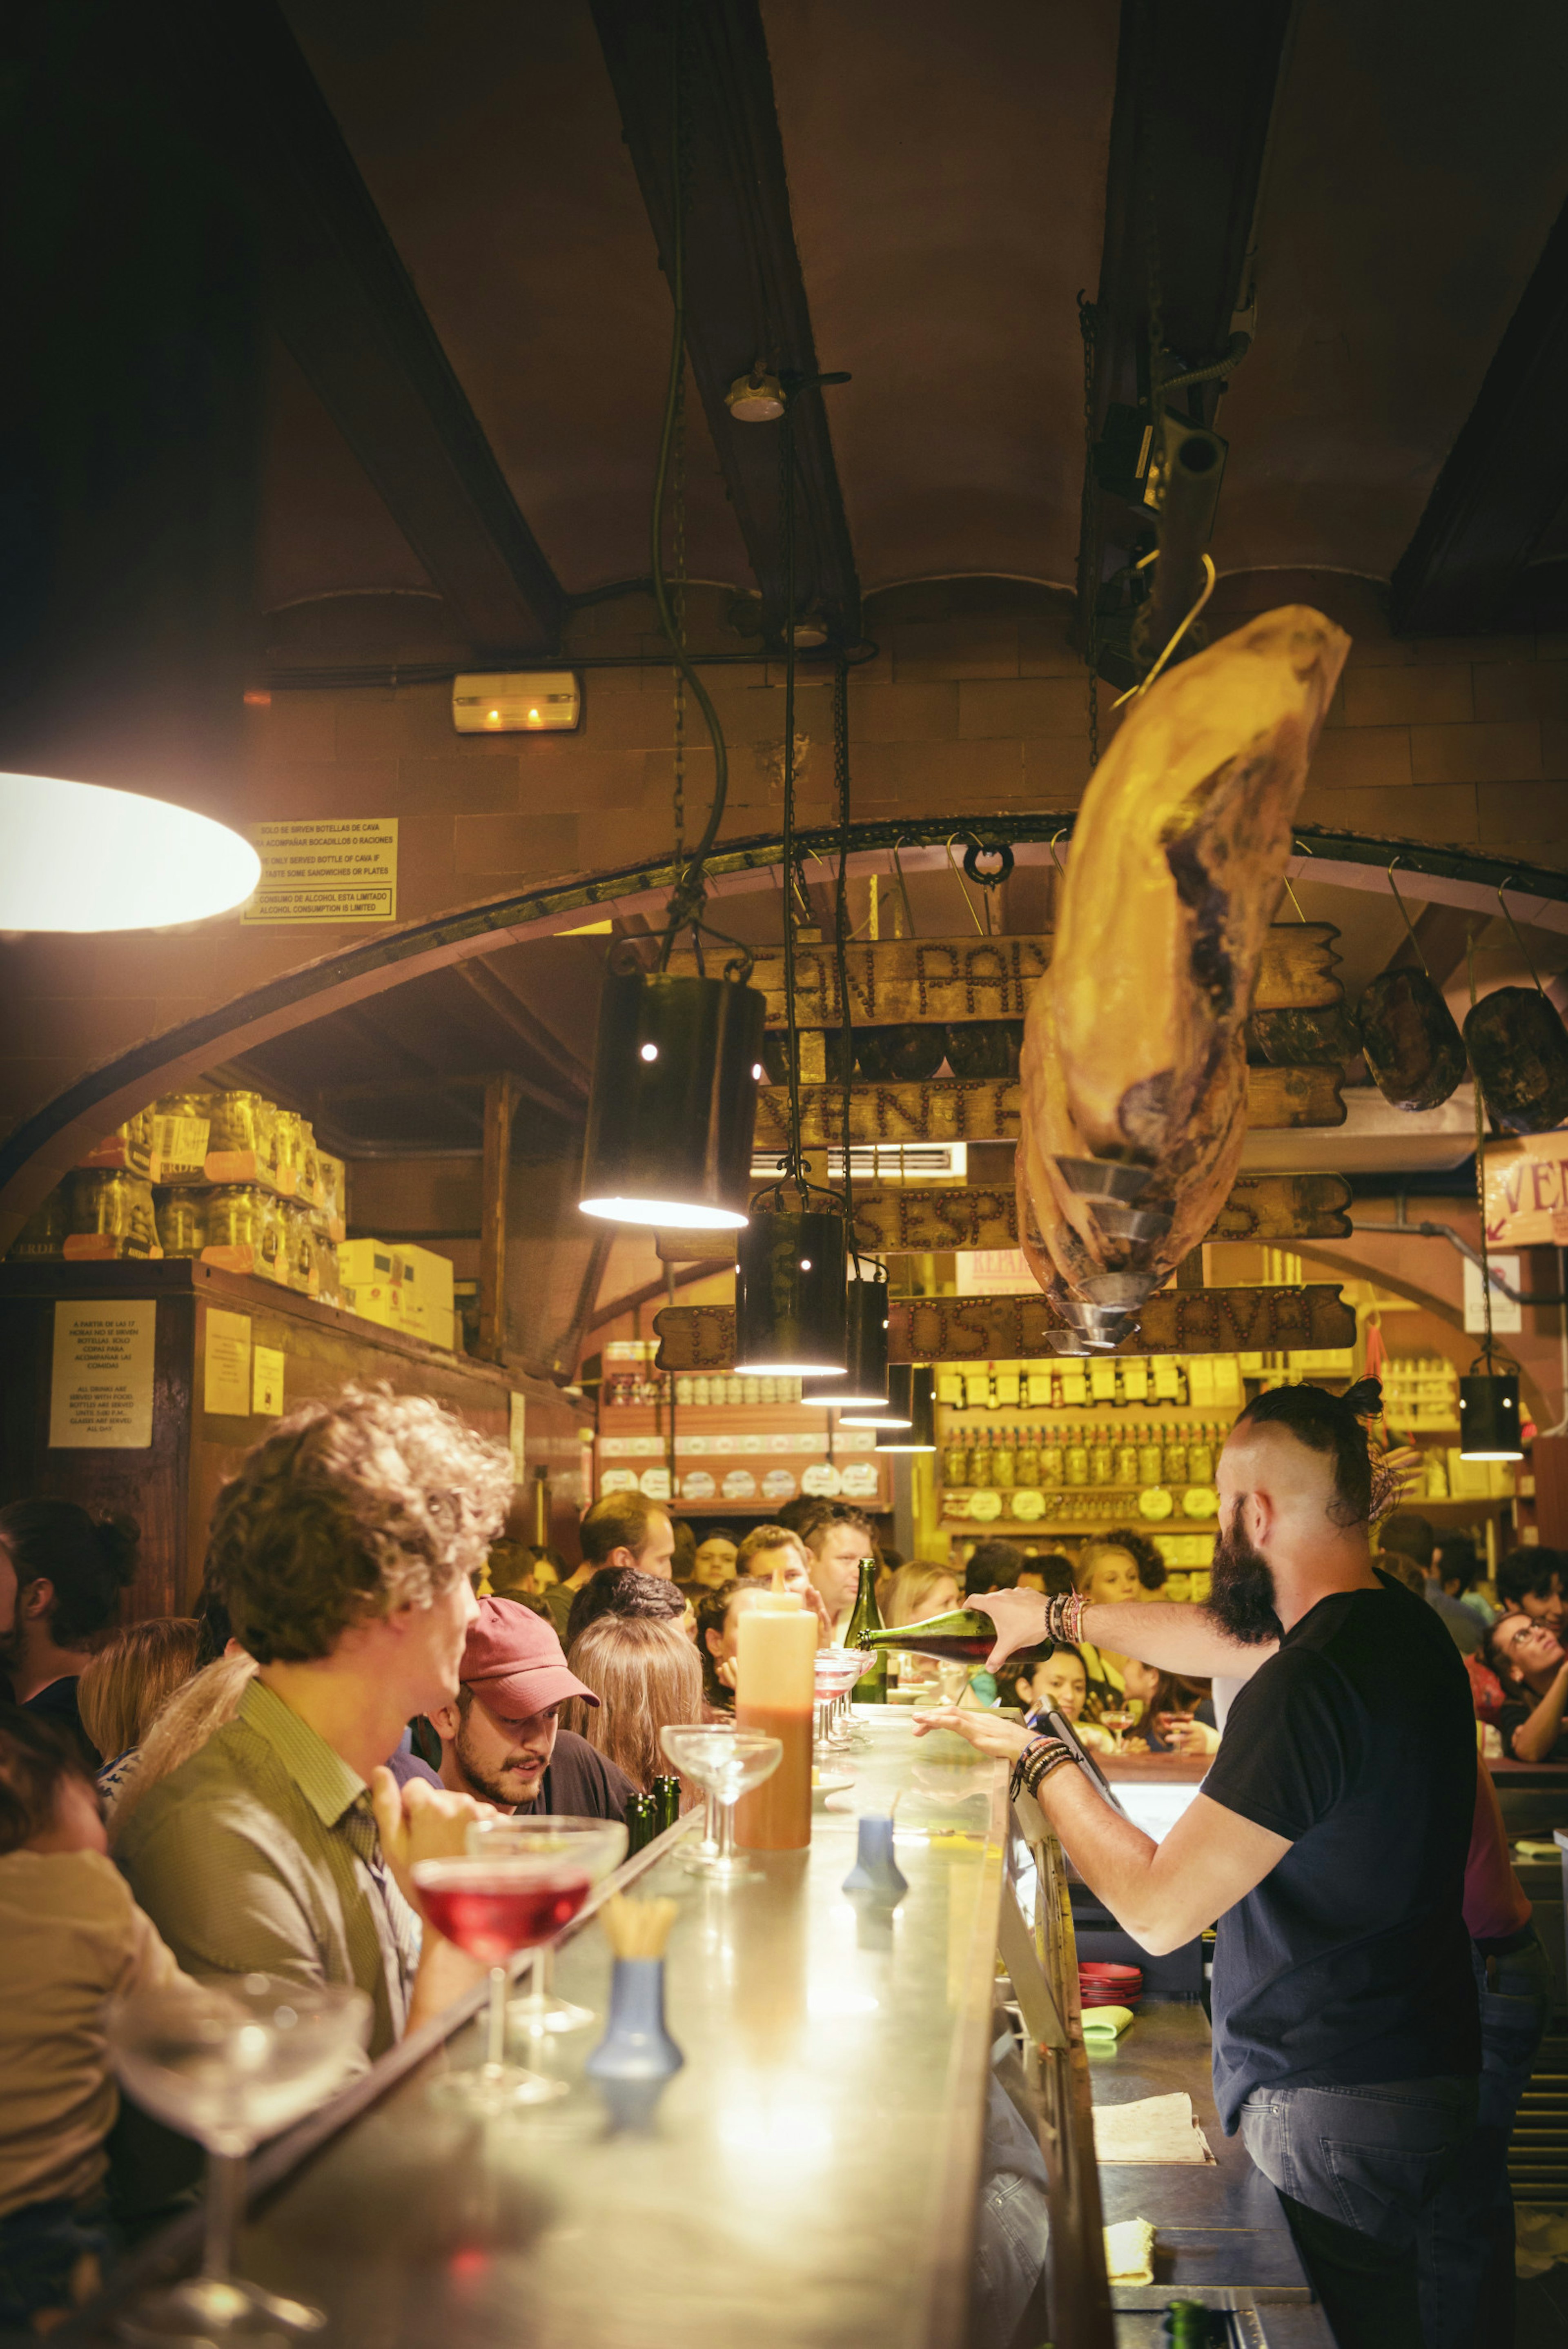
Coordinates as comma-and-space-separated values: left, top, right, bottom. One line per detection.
1019, 605, 1349, 1309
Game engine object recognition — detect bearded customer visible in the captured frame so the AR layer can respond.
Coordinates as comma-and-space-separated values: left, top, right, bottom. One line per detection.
920, 1379, 1479, 2349
430, 1596, 635, 1822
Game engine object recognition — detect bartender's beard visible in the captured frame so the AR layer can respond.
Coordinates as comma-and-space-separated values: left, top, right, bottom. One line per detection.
1208, 1501, 1284, 1645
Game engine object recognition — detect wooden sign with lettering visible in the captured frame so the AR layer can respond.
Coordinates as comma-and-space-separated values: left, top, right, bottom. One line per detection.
670, 924, 1341, 1026
838, 1171, 1354, 1255
653, 1283, 1356, 1371
753, 1065, 1345, 1150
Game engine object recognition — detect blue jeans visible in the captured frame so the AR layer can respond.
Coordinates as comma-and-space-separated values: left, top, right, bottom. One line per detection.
1239, 2074, 1476, 2349
973, 2072, 1049, 2348
1417, 1933, 1554, 2349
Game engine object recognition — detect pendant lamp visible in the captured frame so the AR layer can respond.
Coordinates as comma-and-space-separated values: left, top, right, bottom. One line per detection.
1459, 1367, 1523, 1461
0, 773, 261, 931
840, 1360, 915, 1429
801, 1269, 888, 1408
875, 1367, 937, 1453
579, 967, 766, 1229
733, 1207, 849, 1378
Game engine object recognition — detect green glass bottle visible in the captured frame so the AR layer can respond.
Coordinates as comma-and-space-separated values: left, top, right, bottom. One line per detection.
857, 1609, 1054, 1666
625, 1793, 657, 1854
844, 1558, 887, 1703
652, 1774, 682, 1833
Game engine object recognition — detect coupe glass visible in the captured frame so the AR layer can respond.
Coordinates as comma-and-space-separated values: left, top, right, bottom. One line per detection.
105, 1974, 370, 2343
659, 1723, 781, 1883
483, 1816, 627, 2036
814, 1646, 869, 1754
1098, 1703, 1134, 1754
413, 1841, 596, 2109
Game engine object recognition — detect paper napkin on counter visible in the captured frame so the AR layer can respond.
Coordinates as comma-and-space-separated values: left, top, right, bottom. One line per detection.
1093, 2091, 1215, 2164
1103, 2218, 1156, 2285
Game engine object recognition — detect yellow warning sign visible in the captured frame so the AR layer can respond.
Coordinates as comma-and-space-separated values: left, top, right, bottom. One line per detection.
243, 819, 399, 924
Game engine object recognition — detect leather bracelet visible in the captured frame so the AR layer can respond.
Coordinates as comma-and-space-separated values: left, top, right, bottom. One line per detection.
1010, 1737, 1075, 1804
1042, 1591, 1085, 1648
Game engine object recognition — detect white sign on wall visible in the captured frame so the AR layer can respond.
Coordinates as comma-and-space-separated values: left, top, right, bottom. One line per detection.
49, 1301, 156, 1449
1463, 1255, 1522, 1336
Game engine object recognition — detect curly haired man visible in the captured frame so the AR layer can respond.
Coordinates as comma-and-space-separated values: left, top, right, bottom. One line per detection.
118, 1389, 512, 2055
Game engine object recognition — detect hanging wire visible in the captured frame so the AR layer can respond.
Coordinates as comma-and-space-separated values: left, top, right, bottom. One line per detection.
888, 839, 915, 938
649, 0, 739, 970
1466, 928, 1497, 1368
1495, 876, 1544, 994
1386, 857, 1428, 971
776, 401, 808, 1204
1076, 288, 1100, 776
1111, 550, 1216, 706
943, 835, 987, 935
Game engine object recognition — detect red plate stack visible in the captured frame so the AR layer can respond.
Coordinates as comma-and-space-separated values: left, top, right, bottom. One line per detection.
1079, 1959, 1143, 2008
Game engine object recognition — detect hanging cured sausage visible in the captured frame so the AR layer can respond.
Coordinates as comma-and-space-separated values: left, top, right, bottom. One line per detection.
1356, 970, 1467, 1112
1017, 604, 1350, 1337
1464, 987, 1568, 1135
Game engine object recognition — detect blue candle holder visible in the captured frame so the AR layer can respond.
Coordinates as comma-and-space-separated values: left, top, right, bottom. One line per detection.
584, 1957, 685, 2085
842, 1815, 908, 1906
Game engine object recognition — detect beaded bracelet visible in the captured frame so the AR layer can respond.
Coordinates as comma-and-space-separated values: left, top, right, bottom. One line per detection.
1042, 1590, 1085, 1648
1009, 1737, 1076, 1805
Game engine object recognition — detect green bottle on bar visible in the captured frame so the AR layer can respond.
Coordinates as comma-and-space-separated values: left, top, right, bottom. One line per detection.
856, 1609, 1055, 1667
843, 1558, 887, 1703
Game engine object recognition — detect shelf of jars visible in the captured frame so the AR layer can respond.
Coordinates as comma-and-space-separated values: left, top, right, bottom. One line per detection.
592, 1343, 890, 1513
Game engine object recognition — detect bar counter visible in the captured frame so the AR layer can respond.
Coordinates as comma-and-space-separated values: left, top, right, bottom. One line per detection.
78, 1713, 1011, 2349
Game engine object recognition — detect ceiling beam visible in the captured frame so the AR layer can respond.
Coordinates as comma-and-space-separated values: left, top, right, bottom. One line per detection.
457, 962, 590, 1100
589, 0, 860, 646
1390, 196, 1568, 636
153, 0, 566, 656
1077, 0, 1294, 673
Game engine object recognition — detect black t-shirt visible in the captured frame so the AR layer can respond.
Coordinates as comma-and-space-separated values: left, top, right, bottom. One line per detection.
521, 1730, 637, 1824
1202, 1570, 1479, 2132
24, 1675, 100, 1771
1496, 1697, 1568, 1763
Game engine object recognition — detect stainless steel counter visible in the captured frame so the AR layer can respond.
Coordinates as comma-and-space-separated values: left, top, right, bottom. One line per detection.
81, 1712, 1010, 2349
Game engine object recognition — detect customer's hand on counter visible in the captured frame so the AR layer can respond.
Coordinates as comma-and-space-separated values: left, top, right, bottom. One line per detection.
370, 1768, 500, 1919
964, 1588, 1050, 1667
911, 1704, 1034, 1761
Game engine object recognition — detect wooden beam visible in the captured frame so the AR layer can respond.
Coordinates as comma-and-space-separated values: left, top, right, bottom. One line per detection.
455, 963, 590, 1100
753, 1065, 1345, 1150
589, 0, 860, 644
1390, 195, 1568, 635
1078, 0, 1294, 666
586, 1257, 733, 1337
477, 1075, 519, 1363
653, 1283, 1356, 1370
154, 0, 565, 654
669, 925, 1342, 1024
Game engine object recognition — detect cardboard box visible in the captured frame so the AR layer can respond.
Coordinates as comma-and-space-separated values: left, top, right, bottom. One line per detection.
393, 1245, 456, 1343
341, 1281, 401, 1329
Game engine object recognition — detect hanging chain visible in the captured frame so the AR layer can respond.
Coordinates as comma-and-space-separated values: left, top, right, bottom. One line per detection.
779, 404, 807, 1202
833, 660, 854, 1223
671, 362, 687, 879
1467, 928, 1497, 1364
1078, 289, 1100, 775
1140, 0, 1164, 417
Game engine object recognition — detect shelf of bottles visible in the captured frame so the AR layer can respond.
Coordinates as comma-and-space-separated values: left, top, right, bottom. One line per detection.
1379, 1352, 1517, 1507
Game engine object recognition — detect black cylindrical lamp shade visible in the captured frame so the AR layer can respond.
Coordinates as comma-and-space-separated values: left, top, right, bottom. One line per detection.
733, 1208, 849, 1378
580, 969, 765, 1228
875, 1366, 936, 1452
801, 1272, 889, 1408
840, 1357, 913, 1427
1459, 1372, 1523, 1460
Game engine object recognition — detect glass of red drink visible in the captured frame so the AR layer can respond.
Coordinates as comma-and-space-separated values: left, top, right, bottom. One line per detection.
485, 1817, 628, 2037
414, 1839, 600, 2110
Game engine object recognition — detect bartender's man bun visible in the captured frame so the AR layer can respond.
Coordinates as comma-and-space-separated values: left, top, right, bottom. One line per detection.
1232, 1377, 1383, 1530
0, 1500, 138, 1645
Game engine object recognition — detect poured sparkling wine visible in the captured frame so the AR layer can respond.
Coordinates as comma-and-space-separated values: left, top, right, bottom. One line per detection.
419, 1872, 590, 1966
858, 1610, 1055, 1665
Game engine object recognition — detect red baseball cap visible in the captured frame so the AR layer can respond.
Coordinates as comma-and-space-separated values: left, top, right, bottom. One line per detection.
460, 1596, 598, 1715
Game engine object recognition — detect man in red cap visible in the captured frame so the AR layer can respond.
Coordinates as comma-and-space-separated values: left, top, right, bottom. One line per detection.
429, 1596, 635, 1822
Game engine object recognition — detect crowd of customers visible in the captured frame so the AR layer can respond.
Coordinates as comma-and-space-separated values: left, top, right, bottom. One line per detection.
2, 1378, 1566, 2338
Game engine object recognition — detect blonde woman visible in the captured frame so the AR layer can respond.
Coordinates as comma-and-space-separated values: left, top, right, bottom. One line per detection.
1072, 1540, 1142, 1712
78, 1618, 201, 1802
563, 1614, 703, 1795
883, 1562, 961, 1629
107, 1651, 258, 1834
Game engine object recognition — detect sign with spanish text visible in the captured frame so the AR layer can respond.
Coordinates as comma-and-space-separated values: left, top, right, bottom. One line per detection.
953, 1247, 1039, 1296
204, 1309, 252, 1416
243, 819, 398, 924
49, 1301, 156, 1448
252, 1345, 285, 1416
1483, 1136, 1568, 1249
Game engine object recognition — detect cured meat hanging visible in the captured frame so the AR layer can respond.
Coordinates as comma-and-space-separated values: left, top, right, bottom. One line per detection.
1018, 605, 1350, 1345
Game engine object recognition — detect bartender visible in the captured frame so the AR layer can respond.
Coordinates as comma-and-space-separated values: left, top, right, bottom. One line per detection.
920, 1378, 1479, 2349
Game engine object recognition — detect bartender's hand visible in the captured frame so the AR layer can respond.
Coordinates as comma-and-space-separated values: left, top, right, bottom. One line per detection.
911, 1705, 1034, 1762
370, 1769, 497, 1919
965, 1588, 1051, 1669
